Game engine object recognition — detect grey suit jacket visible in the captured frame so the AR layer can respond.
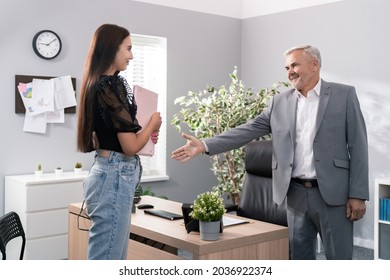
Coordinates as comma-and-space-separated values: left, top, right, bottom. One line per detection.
204, 79, 369, 206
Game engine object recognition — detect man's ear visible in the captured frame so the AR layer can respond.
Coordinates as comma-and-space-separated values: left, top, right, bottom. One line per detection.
312, 59, 319, 72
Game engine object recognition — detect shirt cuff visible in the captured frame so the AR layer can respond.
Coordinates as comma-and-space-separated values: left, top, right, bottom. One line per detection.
202, 140, 209, 155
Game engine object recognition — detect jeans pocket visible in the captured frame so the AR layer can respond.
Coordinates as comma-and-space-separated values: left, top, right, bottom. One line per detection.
83, 169, 107, 205
119, 161, 137, 182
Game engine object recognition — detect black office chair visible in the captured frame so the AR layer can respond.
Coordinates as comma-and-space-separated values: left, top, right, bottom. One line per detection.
237, 140, 287, 226
0, 211, 26, 260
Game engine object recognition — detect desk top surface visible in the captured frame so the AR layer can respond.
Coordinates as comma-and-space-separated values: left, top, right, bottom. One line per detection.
69, 195, 288, 256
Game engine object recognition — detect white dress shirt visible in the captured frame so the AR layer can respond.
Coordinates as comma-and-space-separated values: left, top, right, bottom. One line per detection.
291, 80, 321, 179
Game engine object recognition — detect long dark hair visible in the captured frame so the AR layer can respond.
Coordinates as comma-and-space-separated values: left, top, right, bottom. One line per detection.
77, 24, 130, 152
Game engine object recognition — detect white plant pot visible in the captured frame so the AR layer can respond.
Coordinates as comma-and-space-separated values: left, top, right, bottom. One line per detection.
35, 170, 43, 177
74, 168, 82, 175
55, 169, 63, 176
199, 220, 221, 241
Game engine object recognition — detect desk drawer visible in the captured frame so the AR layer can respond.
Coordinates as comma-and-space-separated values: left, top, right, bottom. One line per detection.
26, 182, 83, 211
26, 209, 68, 239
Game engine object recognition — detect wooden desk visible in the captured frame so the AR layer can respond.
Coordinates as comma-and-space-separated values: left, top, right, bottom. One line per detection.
68, 196, 289, 260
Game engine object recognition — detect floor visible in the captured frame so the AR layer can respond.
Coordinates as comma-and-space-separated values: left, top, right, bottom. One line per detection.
316, 246, 374, 260
179, 246, 374, 260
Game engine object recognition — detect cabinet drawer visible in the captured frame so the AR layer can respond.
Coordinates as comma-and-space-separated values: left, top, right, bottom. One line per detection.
26, 209, 69, 239
26, 182, 83, 211
26, 235, 68, 260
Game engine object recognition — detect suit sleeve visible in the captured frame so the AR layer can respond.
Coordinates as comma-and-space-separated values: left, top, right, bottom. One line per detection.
347, 88, 369, 200
204, 97, 273, 156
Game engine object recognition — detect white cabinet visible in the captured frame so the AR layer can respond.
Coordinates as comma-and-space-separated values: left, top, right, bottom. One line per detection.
5, 171, 87, 259
374, 178, 390, 260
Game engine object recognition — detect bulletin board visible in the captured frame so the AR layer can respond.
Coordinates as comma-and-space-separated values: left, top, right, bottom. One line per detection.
15, 74, 76, 114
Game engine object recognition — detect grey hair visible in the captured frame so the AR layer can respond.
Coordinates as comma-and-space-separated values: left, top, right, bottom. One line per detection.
284, 45, 322, 67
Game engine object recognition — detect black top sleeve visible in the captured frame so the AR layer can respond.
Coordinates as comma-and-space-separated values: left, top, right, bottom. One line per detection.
93, 75, 142, 153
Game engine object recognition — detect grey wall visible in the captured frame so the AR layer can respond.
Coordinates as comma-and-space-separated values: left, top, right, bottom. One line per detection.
0, 0, 240, 213
241, 0, 390, 247
1, 0, 387, 248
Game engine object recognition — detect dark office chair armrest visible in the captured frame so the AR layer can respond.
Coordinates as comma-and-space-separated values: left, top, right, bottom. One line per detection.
224, 203, 239, 212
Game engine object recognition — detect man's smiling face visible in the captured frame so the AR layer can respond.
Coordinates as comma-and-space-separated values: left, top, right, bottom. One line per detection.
284, 49, 320, 96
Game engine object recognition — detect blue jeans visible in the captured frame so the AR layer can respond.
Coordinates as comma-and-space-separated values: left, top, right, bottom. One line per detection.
83, 150, 141, 260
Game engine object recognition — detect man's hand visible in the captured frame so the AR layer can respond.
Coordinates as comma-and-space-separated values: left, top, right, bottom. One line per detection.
171, 133, 206, 163
346, 198, 366, 221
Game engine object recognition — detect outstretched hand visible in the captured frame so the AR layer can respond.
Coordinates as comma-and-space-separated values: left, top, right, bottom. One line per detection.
171, 133, 206, 163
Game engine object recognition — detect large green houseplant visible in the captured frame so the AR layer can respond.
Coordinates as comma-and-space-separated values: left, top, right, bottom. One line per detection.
171, 67, 288, 206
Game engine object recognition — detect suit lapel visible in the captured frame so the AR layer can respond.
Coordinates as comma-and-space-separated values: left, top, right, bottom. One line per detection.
315, 79, 331, 135
289, 90, 297, 141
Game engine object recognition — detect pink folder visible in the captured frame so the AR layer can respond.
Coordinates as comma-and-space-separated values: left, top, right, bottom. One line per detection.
133, 85, 158, 156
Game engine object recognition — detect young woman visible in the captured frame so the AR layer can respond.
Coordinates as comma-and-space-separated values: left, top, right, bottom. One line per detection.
77, 24, 162, 260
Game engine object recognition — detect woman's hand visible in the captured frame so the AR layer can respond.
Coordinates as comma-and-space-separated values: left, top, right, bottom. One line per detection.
149, 112, 161, 144
151, 130, 159, 144
149, 112, 162, 131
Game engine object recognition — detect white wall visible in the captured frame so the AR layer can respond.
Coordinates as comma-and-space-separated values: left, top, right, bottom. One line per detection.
132, 0, 344, 18
241, 0, 344, 18
132, 0, 243, 18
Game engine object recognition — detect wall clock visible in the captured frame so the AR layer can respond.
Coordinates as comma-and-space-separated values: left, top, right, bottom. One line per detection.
32, 30, 62, 60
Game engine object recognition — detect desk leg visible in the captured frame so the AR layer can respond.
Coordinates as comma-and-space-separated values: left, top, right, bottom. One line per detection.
68, 212, 90, 259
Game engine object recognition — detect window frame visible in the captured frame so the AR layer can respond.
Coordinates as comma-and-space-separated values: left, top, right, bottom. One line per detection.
120, 33, 168, 183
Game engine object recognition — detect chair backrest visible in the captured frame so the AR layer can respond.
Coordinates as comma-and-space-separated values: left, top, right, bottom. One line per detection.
0, 211, 26, 260
237, 140, 287, 226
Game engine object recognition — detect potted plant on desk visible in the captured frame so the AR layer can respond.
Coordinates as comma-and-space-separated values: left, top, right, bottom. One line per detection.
190, 191, 226, 241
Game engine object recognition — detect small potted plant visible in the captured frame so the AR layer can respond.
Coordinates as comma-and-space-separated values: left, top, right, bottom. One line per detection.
55, 167, 63, 176
35, 163, 43, 177
190, 191, 226, 241
74, 162, 83, 175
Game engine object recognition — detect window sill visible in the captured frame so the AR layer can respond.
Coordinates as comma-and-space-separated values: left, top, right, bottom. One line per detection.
141, 174, 169, 183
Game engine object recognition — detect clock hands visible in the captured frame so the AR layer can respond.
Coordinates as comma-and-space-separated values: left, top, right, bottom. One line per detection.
39, 38, 57, 46
47, 38, 57, 45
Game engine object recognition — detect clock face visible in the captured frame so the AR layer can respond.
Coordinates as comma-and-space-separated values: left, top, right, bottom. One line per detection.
32, 30, 62, 59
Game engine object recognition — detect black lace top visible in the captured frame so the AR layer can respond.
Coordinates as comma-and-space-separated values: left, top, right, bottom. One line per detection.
93, 75, 142, 153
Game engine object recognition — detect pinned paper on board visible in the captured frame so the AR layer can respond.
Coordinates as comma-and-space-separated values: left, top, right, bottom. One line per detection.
23, 112, 47, 134
17, 82, 33, 114
30, 78, 55, 116
133, 85, 158, 156
52, 75, 77, 109
16, 75, 76, 134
